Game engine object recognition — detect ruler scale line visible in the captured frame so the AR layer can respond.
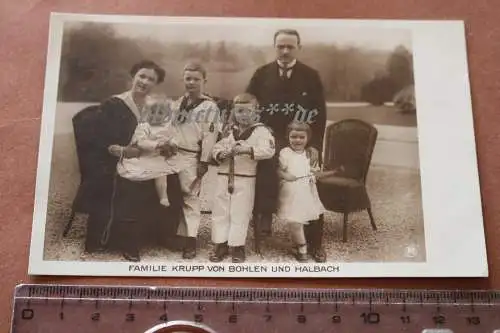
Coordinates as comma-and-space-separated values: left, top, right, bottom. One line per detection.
14, 295, 500, 306
11, 284, 500, 333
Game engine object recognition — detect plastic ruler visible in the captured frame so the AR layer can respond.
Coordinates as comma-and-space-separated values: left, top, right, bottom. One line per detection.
9, 284, 500, 333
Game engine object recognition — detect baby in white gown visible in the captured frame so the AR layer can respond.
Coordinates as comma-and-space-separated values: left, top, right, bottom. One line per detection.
117, 96, 187, 207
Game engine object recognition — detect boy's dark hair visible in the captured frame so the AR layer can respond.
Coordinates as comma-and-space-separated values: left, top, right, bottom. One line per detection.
130, 60, 166, 84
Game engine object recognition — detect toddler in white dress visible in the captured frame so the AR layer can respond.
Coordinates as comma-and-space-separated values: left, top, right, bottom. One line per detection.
117, 96, 188, 207
277, 121, 341, 262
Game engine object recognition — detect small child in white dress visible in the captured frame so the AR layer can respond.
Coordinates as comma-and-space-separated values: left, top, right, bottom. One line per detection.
277, 121, 341, 262
117, 96, 187, 207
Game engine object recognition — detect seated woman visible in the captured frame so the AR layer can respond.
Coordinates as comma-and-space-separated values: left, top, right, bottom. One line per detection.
83, 59, 183, 262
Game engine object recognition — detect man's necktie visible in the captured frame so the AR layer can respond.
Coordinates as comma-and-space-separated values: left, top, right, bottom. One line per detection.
279, 66, 292, 80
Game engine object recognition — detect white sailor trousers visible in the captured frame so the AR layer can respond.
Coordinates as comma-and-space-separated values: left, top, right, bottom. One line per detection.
211, 173, 256, 247
176, 155, 202, 238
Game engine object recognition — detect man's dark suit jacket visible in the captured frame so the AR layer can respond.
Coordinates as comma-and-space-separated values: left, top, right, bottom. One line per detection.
246, 60, 327, 216
246, 60, 327, 153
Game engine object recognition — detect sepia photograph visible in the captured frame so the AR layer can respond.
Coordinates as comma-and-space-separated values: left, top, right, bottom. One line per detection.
28, 13, 487, 277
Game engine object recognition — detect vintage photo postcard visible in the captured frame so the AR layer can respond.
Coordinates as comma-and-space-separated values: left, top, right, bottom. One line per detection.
28, 13, 487, 277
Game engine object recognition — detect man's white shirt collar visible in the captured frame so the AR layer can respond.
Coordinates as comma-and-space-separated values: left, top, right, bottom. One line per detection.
277, 59, 297, 78
277, 59, 297, 69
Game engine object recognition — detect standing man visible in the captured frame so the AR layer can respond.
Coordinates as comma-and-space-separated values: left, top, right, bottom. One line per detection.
171, 62, 222, 259
246, 28, 327, 262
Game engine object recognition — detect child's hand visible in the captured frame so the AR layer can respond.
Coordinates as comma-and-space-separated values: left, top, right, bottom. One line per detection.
158, 141, 178, 158
313, 166, 345, 180
313, 171, 330, 181
282, 173, 298, 182
232, 144, 251, 156
217, 150, 233, 160
156, 138, 168, 147
166, 140, 178, 155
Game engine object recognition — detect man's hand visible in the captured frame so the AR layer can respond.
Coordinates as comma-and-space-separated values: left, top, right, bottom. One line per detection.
197, 161, 209, 179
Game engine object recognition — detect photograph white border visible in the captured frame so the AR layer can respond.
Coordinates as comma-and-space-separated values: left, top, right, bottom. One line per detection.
27, 13, 487, 278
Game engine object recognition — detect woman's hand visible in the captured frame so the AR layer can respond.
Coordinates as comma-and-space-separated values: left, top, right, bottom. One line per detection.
108, 145, 123, 157
108, 145, 141, 159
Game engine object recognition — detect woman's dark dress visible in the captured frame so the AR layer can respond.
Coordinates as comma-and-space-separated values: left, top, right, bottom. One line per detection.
83, 96, 182, 254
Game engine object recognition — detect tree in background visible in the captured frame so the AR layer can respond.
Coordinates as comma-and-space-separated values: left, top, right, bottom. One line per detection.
57, 22, 408, 104
387, 45, 414, 89
199, 42, 211, 62
299, 45, 390, 102
360, 45, 414, 105
58, 22, 145, 102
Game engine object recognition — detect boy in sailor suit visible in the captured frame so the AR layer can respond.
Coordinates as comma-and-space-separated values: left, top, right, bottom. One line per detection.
168, 62, 222, 259
209, 93, 276, 263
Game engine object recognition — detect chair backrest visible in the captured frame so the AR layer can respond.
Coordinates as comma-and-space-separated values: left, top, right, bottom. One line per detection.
323, 119, 378, 183
71, 104, 102, 179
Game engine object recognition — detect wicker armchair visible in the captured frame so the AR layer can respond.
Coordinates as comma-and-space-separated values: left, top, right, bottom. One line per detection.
317, 119, 378, 242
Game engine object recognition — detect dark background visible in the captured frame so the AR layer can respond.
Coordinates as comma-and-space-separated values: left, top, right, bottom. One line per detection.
0, 1, 497, 332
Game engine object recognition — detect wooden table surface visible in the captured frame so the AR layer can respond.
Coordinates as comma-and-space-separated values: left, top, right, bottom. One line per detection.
1, 0, 499, 331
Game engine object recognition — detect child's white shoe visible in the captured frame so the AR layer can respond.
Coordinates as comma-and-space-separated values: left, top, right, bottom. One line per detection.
160, 198, 171, 207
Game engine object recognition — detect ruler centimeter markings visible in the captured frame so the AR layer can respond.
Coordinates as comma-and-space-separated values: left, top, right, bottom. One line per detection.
9, 284, 500, 333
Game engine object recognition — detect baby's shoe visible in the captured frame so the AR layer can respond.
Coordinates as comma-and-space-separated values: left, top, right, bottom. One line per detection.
160, 197, 170, 207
